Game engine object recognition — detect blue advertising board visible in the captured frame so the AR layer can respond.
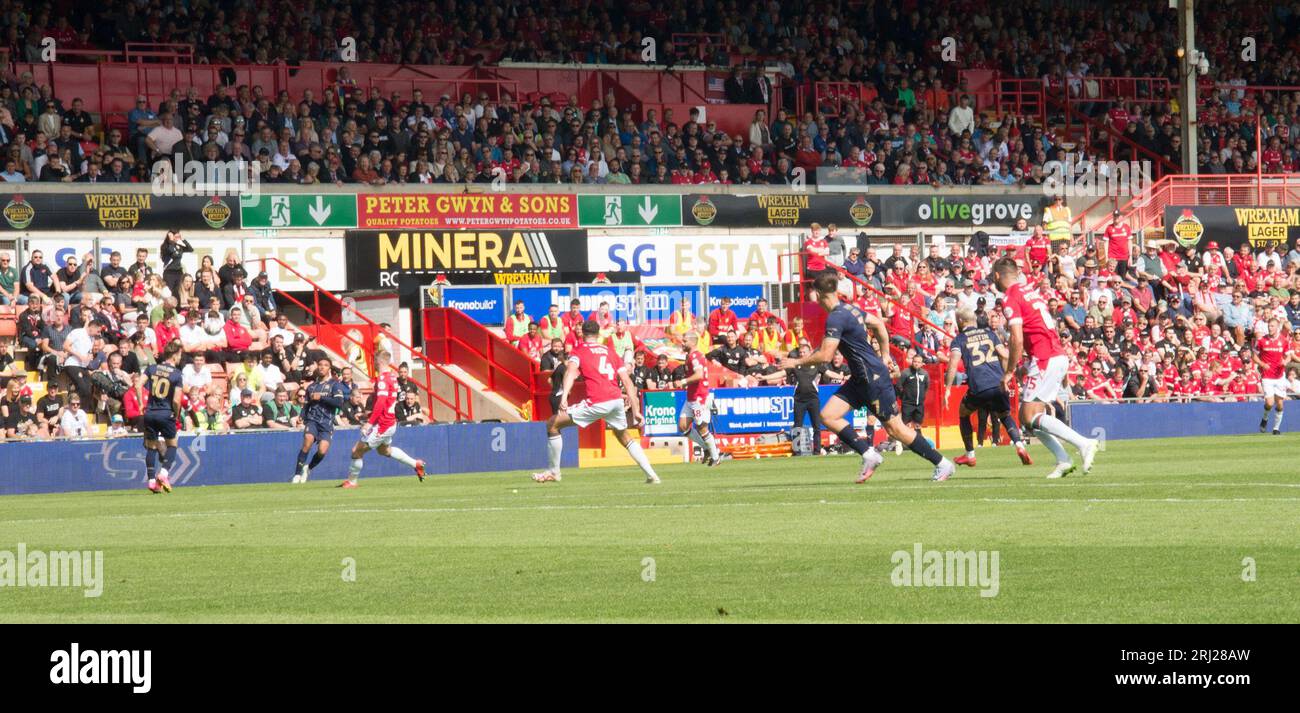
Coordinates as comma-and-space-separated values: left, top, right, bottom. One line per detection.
706, 283, 765, 319
0, 422, 578, 496
511, 285, 574, 323
645, 385, 874, 435
577, 284, 638, 322
642, 284, 703, 323
441, 286, 508, 325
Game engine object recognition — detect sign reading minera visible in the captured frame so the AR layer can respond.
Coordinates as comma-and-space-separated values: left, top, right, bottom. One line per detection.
240, 194, 358, 228
578, 195, 682, 227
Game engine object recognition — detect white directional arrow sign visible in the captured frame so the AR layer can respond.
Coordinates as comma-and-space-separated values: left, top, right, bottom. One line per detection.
637, 196, 659, 224
308, 196, 332, 225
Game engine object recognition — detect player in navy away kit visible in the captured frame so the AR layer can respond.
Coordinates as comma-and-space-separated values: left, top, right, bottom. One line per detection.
293, 357, 348, 483
943, 308, 1033, 468
142, 340, 186, 493
781, 274, 955, 482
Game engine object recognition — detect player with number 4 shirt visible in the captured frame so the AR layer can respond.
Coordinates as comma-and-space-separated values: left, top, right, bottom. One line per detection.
533, 320, 661, 484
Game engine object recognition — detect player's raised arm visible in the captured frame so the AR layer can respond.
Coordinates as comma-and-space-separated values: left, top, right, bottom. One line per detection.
782, 334, 837, 369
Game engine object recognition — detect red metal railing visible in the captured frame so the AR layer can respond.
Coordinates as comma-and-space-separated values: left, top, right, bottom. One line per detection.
256, 257, 473, 421
1113, 173, 1300, 234
422, 307, 546, 419
369, 77, 521, 105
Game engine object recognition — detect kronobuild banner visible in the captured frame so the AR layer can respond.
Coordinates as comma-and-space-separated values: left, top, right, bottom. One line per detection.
587, 234, 798, 284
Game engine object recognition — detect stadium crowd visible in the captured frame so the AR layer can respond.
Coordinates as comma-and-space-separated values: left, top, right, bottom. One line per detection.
504, 223, 1300, 411
0, 238, 438, 440
1, 1, 1299, 186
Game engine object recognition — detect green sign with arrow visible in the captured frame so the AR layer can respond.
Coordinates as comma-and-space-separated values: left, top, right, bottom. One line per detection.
577, 194, 682, 227
240, 194, 358, 229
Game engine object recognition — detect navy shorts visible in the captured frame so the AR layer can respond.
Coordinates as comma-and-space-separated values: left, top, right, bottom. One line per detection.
142, 412, 177, 441
962, 387, 1012, 415
305, 420, 334, 442
833, 374, 898, 421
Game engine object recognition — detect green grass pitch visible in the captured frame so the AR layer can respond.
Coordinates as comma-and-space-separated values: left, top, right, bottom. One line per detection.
1, 435, 1296, 623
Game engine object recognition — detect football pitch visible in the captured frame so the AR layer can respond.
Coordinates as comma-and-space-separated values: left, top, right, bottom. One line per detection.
1, 435, 1296, 623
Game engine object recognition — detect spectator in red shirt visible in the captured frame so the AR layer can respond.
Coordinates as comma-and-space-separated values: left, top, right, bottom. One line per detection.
560, 299, 586, 333
1103, 210, 1132, 280
747, 298, 785, 333
803, 223, 830, 290
707, 296, 739, 340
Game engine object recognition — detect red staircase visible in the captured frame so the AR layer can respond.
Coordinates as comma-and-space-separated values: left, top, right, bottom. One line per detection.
422, 308, 552, 421
256, 258, 476, 421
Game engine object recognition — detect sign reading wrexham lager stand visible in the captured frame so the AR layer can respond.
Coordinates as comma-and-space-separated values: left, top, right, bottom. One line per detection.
577, 195, 682, 227
240, 194, 358, 228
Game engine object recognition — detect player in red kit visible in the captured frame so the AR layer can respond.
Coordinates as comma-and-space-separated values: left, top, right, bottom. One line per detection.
339, 349, 426, 488
1255, 318, 1298, 435
674, 330, 721, 466
992, 257, 1100, 478
533, 320, 661, 484
1103, 210, 1132, 280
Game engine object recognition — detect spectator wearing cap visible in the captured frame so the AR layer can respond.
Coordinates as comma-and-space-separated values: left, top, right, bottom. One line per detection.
230, 388, 264, 429
249, 271, 276, 318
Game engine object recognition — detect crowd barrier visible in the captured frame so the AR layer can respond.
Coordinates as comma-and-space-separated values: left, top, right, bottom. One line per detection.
1069, 399, 1293, 441
0, 422, 577, 496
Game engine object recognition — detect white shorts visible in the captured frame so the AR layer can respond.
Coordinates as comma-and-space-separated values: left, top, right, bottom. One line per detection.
679, 394, 714, 424
567, 398, 628, 430
1021, 354, 1069, 404
362, 423, 396, 448
1262, 377, 1288, 400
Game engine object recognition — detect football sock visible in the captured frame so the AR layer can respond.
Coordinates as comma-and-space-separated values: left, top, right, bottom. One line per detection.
1033, 413, 1091, 452
162, 444, 177, 470
309, 451, 327, 469
1261, 405, 1271, 430
959, 414, 975, 453
1001, 415, 1024, 445
1035, 429, 1071, 465
348, 458, 363, 480
836, 425, 869, 455
906, 432, 944, 466
625, 441, 658, 479
296, 448, 310, 472
145, 448, 157, 478
1273, 408, 1284, 431
547, 435, 563, 473
701, 428, 720, 462
684, 426, 707, 455
386, 447, 418, 468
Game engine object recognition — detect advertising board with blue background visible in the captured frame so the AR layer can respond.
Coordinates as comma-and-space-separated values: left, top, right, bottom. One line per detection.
440, 286, 508, 325
705, 283, 765, 319
576, 284, 639, 322
641, 284, 703, 323
643, 385, 874, 436
510, 285, 574, 323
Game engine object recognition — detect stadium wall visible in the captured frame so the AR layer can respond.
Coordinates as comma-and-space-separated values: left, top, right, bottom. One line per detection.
1069, 400, 1295, 441
0, 422, 578, 496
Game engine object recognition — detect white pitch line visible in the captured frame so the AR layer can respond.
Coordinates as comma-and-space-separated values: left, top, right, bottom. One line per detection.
4, 496, 1300, 526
